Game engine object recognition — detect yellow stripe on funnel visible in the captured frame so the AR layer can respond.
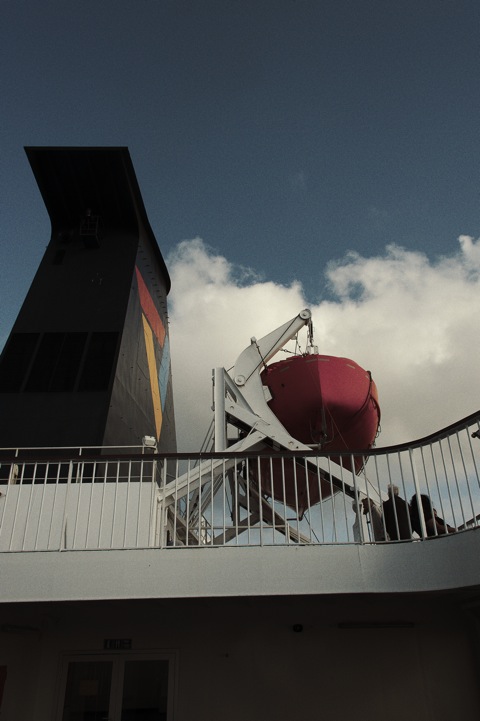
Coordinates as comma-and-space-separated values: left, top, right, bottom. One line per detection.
142, 314, 162, 440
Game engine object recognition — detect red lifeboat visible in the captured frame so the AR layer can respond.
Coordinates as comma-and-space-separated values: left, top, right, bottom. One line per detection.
257, 354, 381, 514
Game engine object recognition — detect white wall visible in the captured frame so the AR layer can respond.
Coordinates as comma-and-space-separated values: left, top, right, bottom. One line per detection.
2, 532, 480, 603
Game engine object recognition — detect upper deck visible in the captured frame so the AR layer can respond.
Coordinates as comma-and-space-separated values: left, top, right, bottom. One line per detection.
0, 410, 479, 604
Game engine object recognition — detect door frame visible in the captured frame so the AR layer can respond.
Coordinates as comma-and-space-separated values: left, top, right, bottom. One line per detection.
55, 649, 178, 721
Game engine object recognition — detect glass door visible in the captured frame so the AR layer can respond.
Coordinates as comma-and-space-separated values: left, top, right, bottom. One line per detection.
119, 659, 169, 721
61, 660, 113, 721
59, 653, 173, 721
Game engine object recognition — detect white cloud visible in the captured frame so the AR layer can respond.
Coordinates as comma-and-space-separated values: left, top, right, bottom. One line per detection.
167, 237, 480, 452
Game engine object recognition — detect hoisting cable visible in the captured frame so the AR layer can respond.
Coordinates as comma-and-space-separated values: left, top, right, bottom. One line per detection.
252, 338, 270, 375
245, 316, 301, 383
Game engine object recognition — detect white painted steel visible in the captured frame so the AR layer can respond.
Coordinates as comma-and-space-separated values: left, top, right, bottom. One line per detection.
2, 533, 480, 605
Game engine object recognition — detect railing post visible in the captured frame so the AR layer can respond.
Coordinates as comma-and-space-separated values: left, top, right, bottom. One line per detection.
60, 460, 74, 551
149, 457, 157, 548
350, 455, 365, 543
409, 448, 427, 538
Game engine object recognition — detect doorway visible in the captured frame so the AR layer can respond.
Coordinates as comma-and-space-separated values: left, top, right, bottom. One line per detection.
58, 652, 175, 721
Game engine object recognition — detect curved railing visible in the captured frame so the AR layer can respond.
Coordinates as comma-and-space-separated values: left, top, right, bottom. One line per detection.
0, 411, 479, 550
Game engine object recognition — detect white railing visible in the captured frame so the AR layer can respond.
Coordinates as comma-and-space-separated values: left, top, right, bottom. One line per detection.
0, 412, 479, 551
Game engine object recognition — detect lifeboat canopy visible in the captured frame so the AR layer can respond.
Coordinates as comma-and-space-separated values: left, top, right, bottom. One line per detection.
261, 353, 380, 456
257, 353, 381, 512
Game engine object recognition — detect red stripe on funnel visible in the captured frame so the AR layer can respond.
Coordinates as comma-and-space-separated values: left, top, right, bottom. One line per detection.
135, 266, 166, 347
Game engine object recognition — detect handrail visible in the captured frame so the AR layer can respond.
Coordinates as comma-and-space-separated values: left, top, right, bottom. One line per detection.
0, 411, 479, 551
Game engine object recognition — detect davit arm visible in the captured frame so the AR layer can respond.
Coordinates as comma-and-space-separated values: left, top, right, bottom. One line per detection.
212, 309, 363, 502
214, 309, 315, 453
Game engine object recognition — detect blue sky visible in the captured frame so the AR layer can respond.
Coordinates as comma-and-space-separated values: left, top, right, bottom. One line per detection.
1, 0, 479, 449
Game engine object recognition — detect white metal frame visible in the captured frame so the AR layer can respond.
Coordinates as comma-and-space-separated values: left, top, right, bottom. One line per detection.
55, 650, 177, 721
158, 309, 370, 545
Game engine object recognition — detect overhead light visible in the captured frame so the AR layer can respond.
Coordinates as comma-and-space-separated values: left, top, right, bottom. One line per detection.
338, 622, 414, 629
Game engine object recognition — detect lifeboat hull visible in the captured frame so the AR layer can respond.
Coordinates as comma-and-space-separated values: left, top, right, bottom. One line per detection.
257, 354, 380, 513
